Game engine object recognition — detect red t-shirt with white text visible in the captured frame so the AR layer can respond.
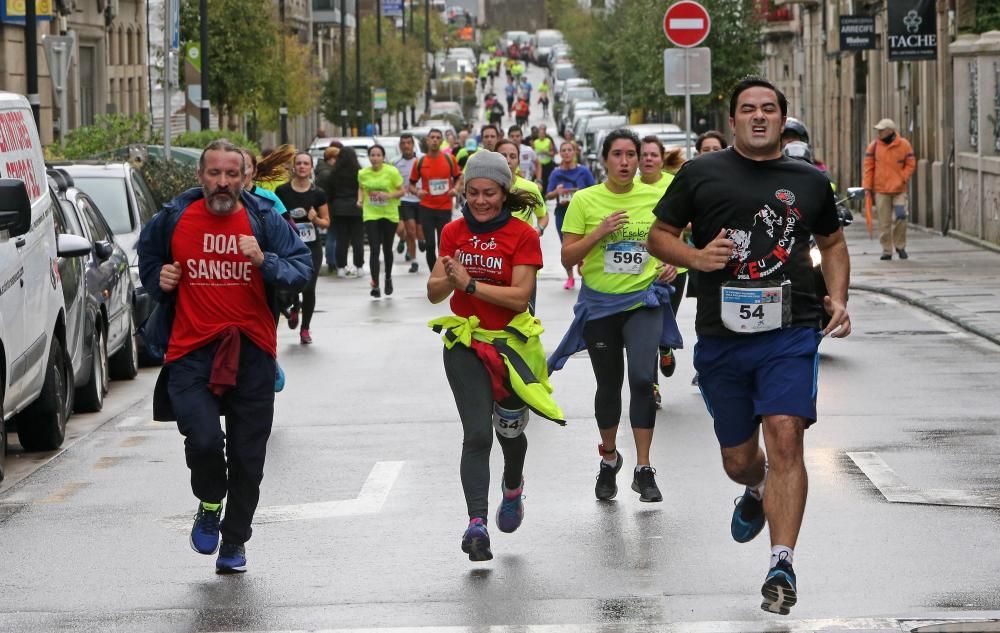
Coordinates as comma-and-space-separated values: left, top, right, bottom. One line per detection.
438, 217, 543, 330
410, 153, 461, 211
166, 199, 276, 362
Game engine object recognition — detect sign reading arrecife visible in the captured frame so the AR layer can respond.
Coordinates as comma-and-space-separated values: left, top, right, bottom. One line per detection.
887, 0, 937, 61
663, 1, 711, 49
839, 15, 876, 51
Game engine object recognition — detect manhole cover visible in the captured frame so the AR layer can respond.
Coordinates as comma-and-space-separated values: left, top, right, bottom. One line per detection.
912, 622, 1000, 632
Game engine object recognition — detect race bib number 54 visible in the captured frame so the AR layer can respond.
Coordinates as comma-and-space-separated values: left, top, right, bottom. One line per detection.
720, 281, 792, 333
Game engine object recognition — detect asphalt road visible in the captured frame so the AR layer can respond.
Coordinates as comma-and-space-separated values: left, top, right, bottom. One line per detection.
1, 63, 999, 633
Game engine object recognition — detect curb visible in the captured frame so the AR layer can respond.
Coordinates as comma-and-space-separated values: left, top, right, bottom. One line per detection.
851, 283, 1000, 348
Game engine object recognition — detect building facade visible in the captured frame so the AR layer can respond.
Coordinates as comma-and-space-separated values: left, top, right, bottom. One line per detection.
0, 0, 148, 145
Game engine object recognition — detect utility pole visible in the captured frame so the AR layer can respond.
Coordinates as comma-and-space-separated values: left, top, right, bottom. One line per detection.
377, 0, 381, 46
424, 0, 431, 113
26, 0, 40, 129
355, 0, 361, 133
199, 0, 210, 129
340, 0, 348, 135
401, 1, 406, 44
279, 0, 288, 143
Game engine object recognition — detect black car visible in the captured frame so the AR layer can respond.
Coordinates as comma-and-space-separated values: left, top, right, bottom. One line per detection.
48, 169, 139, 413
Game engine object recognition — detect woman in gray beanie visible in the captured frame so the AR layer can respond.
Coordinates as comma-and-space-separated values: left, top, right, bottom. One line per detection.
426, 149, 564, 562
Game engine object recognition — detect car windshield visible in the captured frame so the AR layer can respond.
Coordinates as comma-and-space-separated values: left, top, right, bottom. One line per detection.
70, 177, 132, 234
537, 33, 562, 47
555, 66, 578, 80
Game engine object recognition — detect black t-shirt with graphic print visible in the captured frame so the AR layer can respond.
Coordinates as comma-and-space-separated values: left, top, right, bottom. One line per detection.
654, 147, 841, 337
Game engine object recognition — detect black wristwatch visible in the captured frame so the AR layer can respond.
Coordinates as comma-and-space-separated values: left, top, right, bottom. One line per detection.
465, 279, 477, 295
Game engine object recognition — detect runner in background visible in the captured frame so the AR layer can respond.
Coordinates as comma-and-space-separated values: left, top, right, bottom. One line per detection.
393, 133, 426, 274
275, 152, 330, 345
545, 140, 595, 289
410, 129, 462, 271
358, 144, 406, 298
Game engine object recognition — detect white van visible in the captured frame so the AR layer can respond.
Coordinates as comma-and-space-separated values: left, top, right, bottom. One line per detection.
0, 92, 91, 471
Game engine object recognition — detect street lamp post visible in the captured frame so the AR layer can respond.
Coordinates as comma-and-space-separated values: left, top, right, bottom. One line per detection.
424, 0, 431, 113
25, 0, 40, 129
355, 0, 361, 134
279, 0, 288, 144
340, 0, 348, 135
199, 0, 210, 129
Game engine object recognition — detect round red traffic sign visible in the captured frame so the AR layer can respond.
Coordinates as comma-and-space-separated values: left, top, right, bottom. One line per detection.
663, 1, 711, 48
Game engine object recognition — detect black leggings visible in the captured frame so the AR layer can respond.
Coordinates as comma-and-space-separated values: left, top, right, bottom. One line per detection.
582, 306, 663, 430
365, 219, 396, 282
669, 272, 687, 317
443, 344, 527, 520
301, 244, 322, 330
332, 216, 364, 269
420, 207, 451, 270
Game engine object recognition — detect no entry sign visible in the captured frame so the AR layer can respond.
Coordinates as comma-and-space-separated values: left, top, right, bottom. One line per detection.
663, 1, 711, 48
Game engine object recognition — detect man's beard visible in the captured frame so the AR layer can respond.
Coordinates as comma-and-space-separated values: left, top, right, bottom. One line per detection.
204, 186, 238, 214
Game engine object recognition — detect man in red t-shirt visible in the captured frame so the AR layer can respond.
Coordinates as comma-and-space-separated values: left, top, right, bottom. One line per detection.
410, 128, 462, 270
138, 140, 311, 574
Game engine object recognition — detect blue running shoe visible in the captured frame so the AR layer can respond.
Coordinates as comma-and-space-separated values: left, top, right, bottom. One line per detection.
216, 542, 247, 574
190, 502, 222, 555
274, 363, 285, 392
760, 558, 797, 615
461, 518, 493, 561
496, 480, 524, 533
731, 488, 765, 543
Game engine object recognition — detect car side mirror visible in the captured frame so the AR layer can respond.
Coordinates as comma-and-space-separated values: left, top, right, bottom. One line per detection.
57, 234, 92, 258
0, 179, 33, 237
847, 186, 865, 200
587, 153, 597, 162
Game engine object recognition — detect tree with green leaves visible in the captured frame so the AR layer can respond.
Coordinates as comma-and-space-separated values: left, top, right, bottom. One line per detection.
547, 0, 762, 123
179, 0, 319, 132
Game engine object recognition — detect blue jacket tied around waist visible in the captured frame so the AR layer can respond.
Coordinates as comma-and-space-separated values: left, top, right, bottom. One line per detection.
547, 282, 684, 375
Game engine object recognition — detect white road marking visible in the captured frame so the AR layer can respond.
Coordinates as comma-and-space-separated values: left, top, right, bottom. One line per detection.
254, 460, 404, 524
199, 617, 1000, 633
161, 461, 404, 529
848, 451, 1000, 509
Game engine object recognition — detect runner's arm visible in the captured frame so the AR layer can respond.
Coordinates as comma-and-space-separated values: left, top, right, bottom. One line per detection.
560, 210, 629, 268
814, 228, 851, 338
648, 219, 731, 272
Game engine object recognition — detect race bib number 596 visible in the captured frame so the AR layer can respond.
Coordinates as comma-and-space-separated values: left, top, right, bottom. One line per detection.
603, 241, 647, 274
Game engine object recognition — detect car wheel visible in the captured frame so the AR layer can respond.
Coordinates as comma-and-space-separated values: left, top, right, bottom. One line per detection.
109, 310, 139, 380
1, 382, 6, 482
74, 323, 107, 413
16, 337, 72, 452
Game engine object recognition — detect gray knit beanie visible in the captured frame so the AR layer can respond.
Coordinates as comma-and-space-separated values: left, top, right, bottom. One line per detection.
464, 150, 512, 192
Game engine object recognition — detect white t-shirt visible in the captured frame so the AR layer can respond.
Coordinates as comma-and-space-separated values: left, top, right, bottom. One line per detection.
518, 144, 537, 179
394, 152, 422, 203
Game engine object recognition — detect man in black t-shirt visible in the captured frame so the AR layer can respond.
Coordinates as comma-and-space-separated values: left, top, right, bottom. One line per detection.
648, 76, 851, 617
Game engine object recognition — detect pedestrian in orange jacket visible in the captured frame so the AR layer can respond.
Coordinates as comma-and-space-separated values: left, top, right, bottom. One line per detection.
862, 118, 916, 260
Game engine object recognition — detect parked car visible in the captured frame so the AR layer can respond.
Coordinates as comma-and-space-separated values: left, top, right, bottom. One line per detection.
403, 123, 458, 153
54, 162, 158, 365
547, 43, 572, 68
47, 169, 138, 412
533, 29, 564, 66
428, 101, 466, 129
0, 91, 93, 457
308, 136, 379, 168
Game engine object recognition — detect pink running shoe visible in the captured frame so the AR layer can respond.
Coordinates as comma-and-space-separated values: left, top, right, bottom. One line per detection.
563, 277, 575, 290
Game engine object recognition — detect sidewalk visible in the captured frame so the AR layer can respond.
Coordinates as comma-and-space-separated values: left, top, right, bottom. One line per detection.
846, 221, 1000, 346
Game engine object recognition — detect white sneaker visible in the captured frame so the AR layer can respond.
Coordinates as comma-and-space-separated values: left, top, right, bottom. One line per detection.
337, 267, 347, 278
345, 267, 358, 278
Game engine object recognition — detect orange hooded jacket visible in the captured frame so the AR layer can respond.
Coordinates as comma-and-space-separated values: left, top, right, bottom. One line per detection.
862, 135, 916, 194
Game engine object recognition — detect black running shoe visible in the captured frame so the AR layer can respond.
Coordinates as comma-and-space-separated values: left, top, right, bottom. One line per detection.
418, 240, 426, 252
595, 450, 623, 500
396, 239, 405, 254
761, 557, 797, 615
385, 277, 393, 296
659, 348, 676, 378
409, 261, 419, 273
631, 466, 663, 502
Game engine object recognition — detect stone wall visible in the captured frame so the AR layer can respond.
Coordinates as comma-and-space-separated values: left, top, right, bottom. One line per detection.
951, 31, 1000, 244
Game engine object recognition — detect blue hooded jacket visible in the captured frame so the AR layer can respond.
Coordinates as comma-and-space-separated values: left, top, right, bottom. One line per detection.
137, 187, 313, 355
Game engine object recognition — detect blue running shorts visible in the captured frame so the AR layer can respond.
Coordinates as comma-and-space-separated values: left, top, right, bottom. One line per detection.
693, 327, 822, 448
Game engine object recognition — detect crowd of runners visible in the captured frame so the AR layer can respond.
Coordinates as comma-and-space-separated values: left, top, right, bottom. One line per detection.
139, 33, 852, 618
